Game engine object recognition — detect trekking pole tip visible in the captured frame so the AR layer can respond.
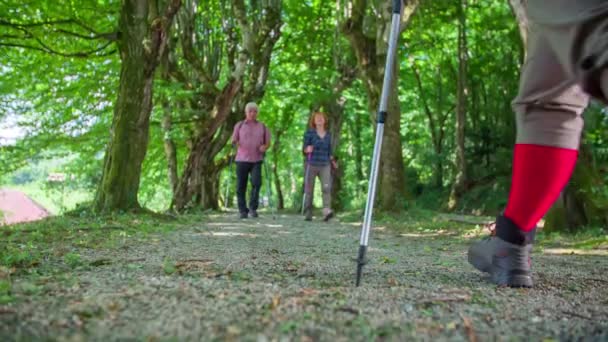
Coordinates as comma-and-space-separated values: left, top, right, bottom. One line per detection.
355, 262, 364, 287
355, 244, 368, 287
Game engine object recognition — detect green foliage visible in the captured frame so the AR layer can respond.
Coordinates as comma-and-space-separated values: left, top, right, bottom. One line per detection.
0, 0, 605, 226
2, 243, 40, 269
0, 280, 13, 304
0, 213, 182, 276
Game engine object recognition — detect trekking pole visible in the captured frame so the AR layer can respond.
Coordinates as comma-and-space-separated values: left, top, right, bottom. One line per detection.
355, 0, 403, 287
301, 153, 312, 215
224, 145, 235, 209
263, 155, 276, 220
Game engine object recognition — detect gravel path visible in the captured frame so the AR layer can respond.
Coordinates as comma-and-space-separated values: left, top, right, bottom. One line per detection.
2, 213, 607, 341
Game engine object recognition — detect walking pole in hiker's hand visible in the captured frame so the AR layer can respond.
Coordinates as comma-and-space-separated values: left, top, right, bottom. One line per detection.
301, 152, 312, 215
355, 0, 403, 287
263, 153, 276, 220
224, 144, 235, 209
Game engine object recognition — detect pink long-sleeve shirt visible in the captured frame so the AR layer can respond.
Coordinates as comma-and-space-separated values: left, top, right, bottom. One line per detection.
231, 120, 271, 162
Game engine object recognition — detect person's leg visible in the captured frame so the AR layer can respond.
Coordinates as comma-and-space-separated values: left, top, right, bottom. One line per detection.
304, 166, 319, 220
469, 20, 589, 287
319, 165, 334, 221
236, 162, 251, 218
504, 9, 608, 232
249, 162, 262, 216
579, 11, 608, 105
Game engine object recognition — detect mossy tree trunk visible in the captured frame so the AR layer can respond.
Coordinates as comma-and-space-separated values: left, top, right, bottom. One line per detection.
94, 0, 181, 213
339, 0, 419, 211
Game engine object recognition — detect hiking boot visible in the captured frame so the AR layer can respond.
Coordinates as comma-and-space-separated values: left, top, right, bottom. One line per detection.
323, 211, 334, 222
239, 212, 248, 219
468, 215, 535, 288
467, 235, 497, 273
250, 210, 258, 218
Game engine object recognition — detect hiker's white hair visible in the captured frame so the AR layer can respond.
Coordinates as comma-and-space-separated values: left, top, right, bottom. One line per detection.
245, 102, 258, 112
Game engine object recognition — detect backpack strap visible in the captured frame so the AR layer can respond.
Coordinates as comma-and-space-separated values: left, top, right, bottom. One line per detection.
234, 120, 245, 143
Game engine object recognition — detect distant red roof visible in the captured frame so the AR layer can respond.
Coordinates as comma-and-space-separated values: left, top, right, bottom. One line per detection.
0, 189, 51, 225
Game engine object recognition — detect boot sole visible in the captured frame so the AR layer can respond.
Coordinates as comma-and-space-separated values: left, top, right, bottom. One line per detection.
492, 269, 533, 288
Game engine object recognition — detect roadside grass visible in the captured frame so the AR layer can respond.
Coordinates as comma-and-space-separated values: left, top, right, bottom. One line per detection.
338, 208, 608, 252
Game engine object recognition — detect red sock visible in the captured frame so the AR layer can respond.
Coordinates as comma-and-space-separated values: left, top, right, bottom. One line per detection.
504, 144, 578, 231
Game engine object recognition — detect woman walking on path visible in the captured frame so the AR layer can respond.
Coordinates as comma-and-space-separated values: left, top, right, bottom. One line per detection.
302, 112, 337, 222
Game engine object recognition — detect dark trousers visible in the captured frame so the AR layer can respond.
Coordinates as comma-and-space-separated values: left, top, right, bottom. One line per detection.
236, 161, 262, 214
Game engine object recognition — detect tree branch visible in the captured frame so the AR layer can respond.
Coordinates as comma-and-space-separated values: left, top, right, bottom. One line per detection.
0, 18, 117, 40
0, 41, 116, 57
177, 0, 216, 85
0, 18, 118, 57
52, 28, 119, 41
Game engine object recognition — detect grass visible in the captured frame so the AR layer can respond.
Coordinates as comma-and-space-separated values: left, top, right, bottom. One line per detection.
362, 207, 487, 236
537, 226, 608, 250
0, 212, 184, 273
339, 207, 608, 251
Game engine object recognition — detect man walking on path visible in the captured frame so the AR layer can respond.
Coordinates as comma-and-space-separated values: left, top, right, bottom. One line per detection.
468, 0, 608, 287
231, 102, 271, 219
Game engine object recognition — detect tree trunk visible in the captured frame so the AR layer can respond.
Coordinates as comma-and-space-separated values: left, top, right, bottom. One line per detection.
377, 69, 407, 210
272, 162, 284, 210
339, 0, 419, 211
448, 0, 469, 211
269, 127, 284, 211
199, 171, 219, 211
352, 112, 365, 194
172, 80, 241, 211
162, 103, 178, 196
170, 0, 281, 212
94, 0, 181, 213
412, 64, 450, 189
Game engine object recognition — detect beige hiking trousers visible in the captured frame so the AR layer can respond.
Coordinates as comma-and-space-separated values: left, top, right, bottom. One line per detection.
513, 0, 608, 149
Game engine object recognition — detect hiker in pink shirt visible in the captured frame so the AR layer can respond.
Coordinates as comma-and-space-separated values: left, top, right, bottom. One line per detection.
231, 102, 271, 219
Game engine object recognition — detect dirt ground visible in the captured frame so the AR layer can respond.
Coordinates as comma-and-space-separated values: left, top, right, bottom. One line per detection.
1, 212, 607, 341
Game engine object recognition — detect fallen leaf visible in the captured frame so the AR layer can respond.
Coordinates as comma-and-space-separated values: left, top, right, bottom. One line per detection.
271, 295, 281, 310
0, 307, 16, 314
298, 288, 318, 297
336, 306, 359, 315
460, 314, 476, 342
226, 325, 241, 335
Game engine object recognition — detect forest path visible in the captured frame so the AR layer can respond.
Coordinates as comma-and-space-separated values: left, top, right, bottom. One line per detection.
2, 212, 607, 341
